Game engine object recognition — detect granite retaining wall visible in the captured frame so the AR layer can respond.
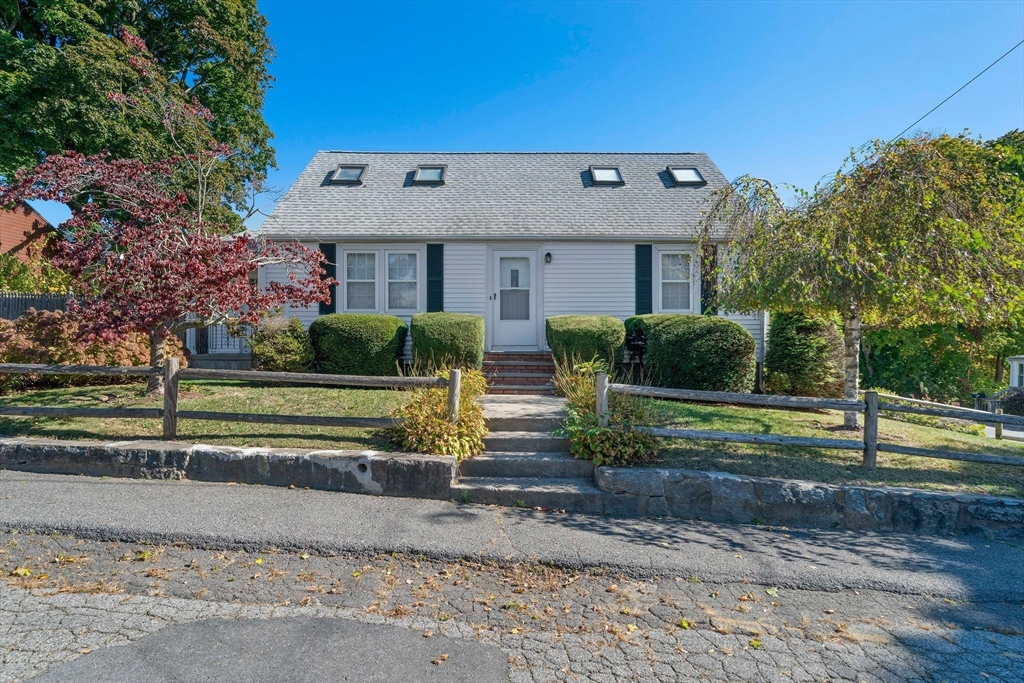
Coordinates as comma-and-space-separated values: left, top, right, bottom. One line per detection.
0, 437, 457, 500
596, 467, 1024, 540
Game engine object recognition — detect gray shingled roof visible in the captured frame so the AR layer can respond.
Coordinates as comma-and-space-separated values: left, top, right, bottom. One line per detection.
260, 152, 729, 240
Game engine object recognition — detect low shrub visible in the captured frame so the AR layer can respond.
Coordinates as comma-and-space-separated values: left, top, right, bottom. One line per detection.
308, 313, 407, 376
411, 312, 485, 370
625, 314, 755, 392
764, 312, 844, 397
1000, 391, 1024, 417
553, 357, 658, 467
0, 309, 185, 392
623, 314, 678, 363
546, 315, 625, 367
248, 315, 314, 373
391, 368, 488, 459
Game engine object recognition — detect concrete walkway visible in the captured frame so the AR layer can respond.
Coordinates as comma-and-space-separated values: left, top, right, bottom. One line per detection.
479, 394, 567, 431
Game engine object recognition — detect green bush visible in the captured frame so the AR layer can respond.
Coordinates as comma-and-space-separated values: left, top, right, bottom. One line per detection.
624, 314, 679, 363
625, 314, 755, 392
308, 313, 407, 376
1000, 391, 1024, 417
249, 315, 314, 373
764, 312, 844, 397
553, 357, 658, 467
546, 315, 625, 367
411, 312, 485, 370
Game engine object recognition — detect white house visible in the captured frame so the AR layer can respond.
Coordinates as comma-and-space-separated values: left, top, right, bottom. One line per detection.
1008, 356, 1024, 390
187, 152, 769, 388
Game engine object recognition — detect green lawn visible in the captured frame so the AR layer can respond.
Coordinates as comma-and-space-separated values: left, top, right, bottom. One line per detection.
3, 382, 1022, 498
0, 380, 409, 450
651, 400, 1024, 498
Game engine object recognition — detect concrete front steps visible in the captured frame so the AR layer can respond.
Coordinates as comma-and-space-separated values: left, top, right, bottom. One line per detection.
455, 396, 603, 512
484, 352, 556, 395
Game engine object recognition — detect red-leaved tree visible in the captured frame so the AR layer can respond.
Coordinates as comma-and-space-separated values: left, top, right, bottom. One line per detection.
0, 151, 332, 393
0, 30, 332, 394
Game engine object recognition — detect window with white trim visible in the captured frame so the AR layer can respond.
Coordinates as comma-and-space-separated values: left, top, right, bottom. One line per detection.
345, 252, 376, 310
660, 252, 692, 311
387, 252, 418, 310
1017, 361, 1024, 388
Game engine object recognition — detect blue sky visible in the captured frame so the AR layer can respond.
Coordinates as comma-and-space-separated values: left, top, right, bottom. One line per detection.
32, 0, 1024, 227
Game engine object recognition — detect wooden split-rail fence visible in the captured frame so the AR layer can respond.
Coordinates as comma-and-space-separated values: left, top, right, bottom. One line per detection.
594, 373, 1024, 469
0, 362, 462, 440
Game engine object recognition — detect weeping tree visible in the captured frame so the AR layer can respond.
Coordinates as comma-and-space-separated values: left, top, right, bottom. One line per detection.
700, 132, 1024, 428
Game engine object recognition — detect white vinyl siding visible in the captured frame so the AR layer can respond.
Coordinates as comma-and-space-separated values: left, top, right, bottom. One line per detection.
542, 243, 635, 319
261, 241, 322, 329
261, 239, 766, 361
443, 243, 487, 316
722, 311, 768, 361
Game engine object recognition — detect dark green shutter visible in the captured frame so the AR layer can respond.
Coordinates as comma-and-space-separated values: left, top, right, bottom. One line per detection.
318, 243, 337, 314
635, 244, 652, 315
700, 244, 718, 315
426, 244, 444, 312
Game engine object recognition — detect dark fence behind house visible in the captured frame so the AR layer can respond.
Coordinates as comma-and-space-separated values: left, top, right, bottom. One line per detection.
0, 292, 69, 319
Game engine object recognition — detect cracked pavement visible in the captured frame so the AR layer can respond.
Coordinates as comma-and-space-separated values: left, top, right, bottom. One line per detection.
0, 471, 1022, 681
2, 532, 1022, 681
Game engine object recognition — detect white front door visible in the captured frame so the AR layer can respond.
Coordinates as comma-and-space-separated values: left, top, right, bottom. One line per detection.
492, 251, 537, 348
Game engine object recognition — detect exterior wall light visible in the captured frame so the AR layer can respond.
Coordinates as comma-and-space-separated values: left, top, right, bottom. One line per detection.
545, 252, 552, 264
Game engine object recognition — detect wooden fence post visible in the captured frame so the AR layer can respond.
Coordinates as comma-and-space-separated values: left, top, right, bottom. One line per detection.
162, 357, 180, 440
596, 372, 609, 428
446, 368, 461, 426
995, 408, 1004, 440
862, 390, 878, 469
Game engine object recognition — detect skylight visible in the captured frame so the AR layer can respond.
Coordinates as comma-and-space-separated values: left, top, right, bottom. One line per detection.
590, 166, 624, 185
331, 165, 367, 185
667, 167, 704, 185
413, 165, 446, 184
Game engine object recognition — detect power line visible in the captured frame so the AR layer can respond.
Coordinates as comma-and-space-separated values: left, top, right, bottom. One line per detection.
803, 37, 1024, 197
888, 38, 1024, 144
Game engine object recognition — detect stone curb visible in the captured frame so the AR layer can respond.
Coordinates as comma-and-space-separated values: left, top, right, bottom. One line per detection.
595, 467, 1024, 540
0, 436, 456, 500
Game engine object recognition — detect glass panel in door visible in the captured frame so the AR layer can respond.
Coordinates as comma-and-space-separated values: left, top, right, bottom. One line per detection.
499, 257, 530, 321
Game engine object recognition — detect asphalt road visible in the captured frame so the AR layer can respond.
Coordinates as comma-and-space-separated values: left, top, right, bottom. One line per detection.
1, 470, 1021, 602
25, 617, 509, 683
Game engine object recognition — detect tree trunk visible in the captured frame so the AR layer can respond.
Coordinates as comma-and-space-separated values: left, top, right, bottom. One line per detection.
996, 355, 1005, 384
147, 333, 167, 395
843, 316, 862, 429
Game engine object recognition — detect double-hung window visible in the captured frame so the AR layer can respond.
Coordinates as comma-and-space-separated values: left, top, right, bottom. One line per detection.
660, 252, 692, 311
387, 252, 418, 310
339, 247, 422, 313
345, 252, 376, 310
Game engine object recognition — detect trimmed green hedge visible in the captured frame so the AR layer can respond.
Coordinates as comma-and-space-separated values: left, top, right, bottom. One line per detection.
764, 312, 844, 397
625, 314, 755, 392
411, 312, 485, 369
308, 313, 407, 376
546, 315, 626, 367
